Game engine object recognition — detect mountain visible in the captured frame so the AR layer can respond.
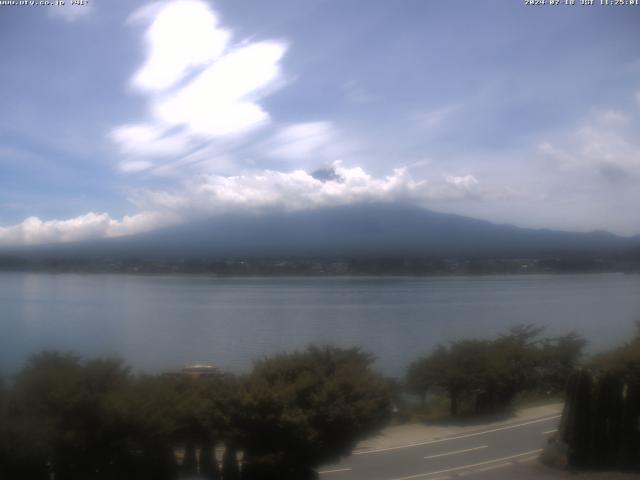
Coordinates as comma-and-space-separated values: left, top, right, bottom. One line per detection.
4, 203, 638, 261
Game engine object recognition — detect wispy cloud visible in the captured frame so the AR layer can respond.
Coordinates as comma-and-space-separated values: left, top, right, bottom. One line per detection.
111, 124, 193, 159
342, 80, 375, 105
49, 3, 93, 21
445, 175, 478, 189
263, 122, 343, 164
538, 107, 640, 181
417, 103, 462, 130
111, 0, 287, 172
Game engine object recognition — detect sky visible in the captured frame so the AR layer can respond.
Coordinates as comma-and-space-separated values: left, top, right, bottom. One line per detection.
1, 0, 640, 246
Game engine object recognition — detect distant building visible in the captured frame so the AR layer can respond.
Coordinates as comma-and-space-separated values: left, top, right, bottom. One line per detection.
162, 363, 222, 380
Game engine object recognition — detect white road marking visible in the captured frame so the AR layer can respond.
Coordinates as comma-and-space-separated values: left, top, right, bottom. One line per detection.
458, 462, 511, 476
423, 445, 488, 460
542, 429, 557, 434
354, 415, 560, 455
388, 449, 543, 480
318, 467, 353, 475
516, 455, 540, 463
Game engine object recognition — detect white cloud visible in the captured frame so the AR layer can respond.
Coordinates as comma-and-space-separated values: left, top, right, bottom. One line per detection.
0, 211, 174, 247
0, 164, 485, 246
133, 163, 485, 216
131, 0, 230, 92
152, 41, 286, 137
131, 163, 427, 215
111, 0, 288, 170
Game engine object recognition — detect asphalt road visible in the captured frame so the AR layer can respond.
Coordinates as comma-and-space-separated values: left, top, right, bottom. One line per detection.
318, 414, 561, 480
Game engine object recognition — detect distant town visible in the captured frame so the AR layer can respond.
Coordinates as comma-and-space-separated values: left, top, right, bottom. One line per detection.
1, 255, 639, 275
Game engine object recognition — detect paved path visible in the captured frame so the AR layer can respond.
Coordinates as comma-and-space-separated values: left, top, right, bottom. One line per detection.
318, 404, 564, 480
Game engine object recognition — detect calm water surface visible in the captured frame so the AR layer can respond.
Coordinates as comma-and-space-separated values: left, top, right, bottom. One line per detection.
1, 272, 639, 376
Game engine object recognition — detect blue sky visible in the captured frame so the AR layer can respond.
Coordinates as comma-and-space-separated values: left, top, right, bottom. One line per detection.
1, 0, 639, 245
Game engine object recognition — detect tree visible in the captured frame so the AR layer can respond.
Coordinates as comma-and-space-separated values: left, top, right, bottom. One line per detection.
407, 326, 583, 417
3, 352, 185, 480
222, 443, 241, 480
406, 350, 444, 404
558, 325, 640, 471
407, 340, 503, 416
488, 324, 545, 409
166, 372, 241, 478
441, 341, 489, 415
237, 346, 392, 480
537, 332, 586, 395
592, 321, 640, 378
117, 375, 182, 480
5, 352, 139, 480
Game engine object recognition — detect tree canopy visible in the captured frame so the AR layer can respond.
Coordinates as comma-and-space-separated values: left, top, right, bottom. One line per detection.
0, 347, 392, 480
237, 346, 392, 479
405, 326, 585, 416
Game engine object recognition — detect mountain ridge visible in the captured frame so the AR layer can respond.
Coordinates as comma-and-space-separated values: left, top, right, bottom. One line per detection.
3, 203, 638, 260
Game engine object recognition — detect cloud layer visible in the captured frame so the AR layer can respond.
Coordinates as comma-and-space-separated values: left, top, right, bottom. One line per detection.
0, 164, 483, 246
0, 211, 173, 247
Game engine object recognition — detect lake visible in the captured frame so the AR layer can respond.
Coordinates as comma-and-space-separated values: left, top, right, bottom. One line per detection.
1, 272, 639, 377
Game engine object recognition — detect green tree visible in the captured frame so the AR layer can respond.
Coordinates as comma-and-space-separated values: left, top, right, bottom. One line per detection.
6, 352, 137, 480
222, 444, 241, 480
406, 325, 581, 417
117, 375, 182, 480
559, 324, 640, 471
237, 346, 392, 480
488, 324, 545, 408
592, 322, 640, 377
405, 349, 445, 404
168, 373, 241, 478
407, 340, 500, 416
537, 332, 586, 395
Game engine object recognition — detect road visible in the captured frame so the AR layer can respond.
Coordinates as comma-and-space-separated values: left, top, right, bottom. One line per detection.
318, 414, 561, 480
